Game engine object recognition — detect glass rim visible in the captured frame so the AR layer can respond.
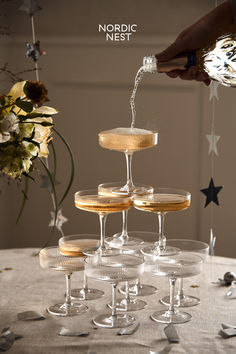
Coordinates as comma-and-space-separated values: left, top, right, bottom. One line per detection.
39, 245, 59, 255
39, 245, 86, 260
166, 238, 209, 250
145, 251, 204, 265
98, 127, 158, 135
98, 182, 154, 188
74, 189, 131, 201
133, 187, 191, 197
132, 187, 191, 203
59, 234, 100, 241
84, 254, 144, 267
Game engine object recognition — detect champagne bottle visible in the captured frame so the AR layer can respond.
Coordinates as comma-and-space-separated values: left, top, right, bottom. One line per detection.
143, 33, 236, 87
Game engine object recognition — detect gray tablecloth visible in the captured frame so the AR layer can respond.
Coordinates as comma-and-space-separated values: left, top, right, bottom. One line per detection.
0, 248, 236, 354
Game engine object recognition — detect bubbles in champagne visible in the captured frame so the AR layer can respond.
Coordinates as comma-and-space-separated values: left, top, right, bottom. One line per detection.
130, 66, 144, 128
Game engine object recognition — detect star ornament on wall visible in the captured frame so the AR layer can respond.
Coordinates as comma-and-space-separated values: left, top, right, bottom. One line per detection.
49, 209, 68, 234
206, 132, 220, 155
19, 0, 42, 17
209, 80, 220, 101
25, 40, 46, 62
200, 177, 223, 207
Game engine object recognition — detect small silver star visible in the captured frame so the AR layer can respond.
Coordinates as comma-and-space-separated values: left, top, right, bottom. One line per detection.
209, 81, 220, 101
206, 132, 220, 155
49, 208, 68, 234
19, 0, 42, 17
25, 41, 46, 63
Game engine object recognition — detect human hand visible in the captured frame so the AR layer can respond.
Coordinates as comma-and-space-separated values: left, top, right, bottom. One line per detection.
155, 1, 235, 86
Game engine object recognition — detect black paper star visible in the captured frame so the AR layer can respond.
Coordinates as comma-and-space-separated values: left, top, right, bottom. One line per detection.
200, 177, 223, 207
19, 0, 42, 17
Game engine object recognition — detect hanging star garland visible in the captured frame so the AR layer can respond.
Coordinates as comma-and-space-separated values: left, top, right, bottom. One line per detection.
209, 228, 216, 256
49, 208, 68, 234
206, 132, 220, 155
200, 177, 223, 207
209, 81, 220, 101
19, 0, 42, 17
25, 40, 46, 62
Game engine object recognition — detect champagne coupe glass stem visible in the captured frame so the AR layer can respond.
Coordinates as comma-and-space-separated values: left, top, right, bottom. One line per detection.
168, 277, 177, 315
125, 152, 135, 192
125, 282, 131, 304
121, 210, 129, 238
157, 212, 166, 251
177, 278, 184, 300
133, 278, 141, 294
99, 213, 107, 251
65, 273, 72, 307
111, 283, 117, 317
83, 271, 88, 292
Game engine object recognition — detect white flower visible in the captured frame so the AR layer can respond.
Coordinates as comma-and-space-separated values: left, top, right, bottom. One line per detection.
33, 106, 58, 115
8, 81, 26, 101
26, 116, 53, 157
21, 158, 32, 172
0, 132, 10, 143
22, 141, 39, 157
1, 112, 19, 134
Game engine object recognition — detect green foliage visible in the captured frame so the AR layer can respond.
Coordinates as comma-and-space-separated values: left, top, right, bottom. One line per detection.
15, 98, 33, 113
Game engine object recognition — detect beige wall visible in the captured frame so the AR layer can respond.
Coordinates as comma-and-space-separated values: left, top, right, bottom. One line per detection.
0, 0, 235, 258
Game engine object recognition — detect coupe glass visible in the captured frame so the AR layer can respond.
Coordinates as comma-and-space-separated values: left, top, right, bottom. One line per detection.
85, 254, 144, 328
134, 187, 191, 256
74, 189, 132, 256
99, 182, 153, 248
119, 231, 158, 296
145, 251, 203, 324
159, 239, 209, 307
39, 246, 88, 316
98, 127, 158, 247
58, 235, 104, 300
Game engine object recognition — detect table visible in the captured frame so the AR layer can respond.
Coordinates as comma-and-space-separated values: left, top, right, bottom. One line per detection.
0, 248, 236, 354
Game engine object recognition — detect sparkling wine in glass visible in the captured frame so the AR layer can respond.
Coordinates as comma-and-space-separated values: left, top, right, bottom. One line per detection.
74, 189, 132, 256
85, 254, 144, 328
39, 246, 88, 316
159, 239, 209, 307
59, 235, 104, 301
145, 251, 203, 324
98, 126, 158, 247
134, 187, 191, 256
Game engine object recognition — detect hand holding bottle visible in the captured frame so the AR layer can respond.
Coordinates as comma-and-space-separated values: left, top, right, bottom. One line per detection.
155, 1, 236, 86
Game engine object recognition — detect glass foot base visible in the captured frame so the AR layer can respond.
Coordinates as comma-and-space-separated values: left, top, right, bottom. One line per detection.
141, 245, 180, 257
83, 246, 120, 257
93, 313, 135, 328
119, 283, 158, 296
106, 235, 143, 249
151, 309, 192, 324
47, 302, 88, 317
98, 182, 153, 197
108, 298, 147, 311
160, 294, 200, 307
71, 288, 104, 301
